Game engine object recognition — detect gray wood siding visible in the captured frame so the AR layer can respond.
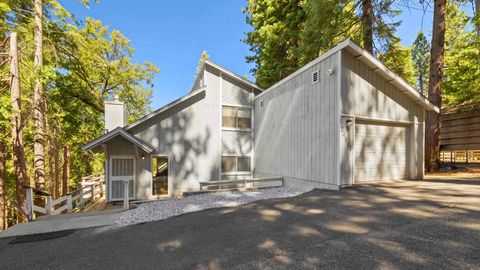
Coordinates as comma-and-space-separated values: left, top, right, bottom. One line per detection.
222, 75, 253, 106
105, 136, 151, 200
221, 130, 252, 155
253, 52, 340, 187
340, 49, 425, 181
341, 50, 423, 122
129, 66, 222, 196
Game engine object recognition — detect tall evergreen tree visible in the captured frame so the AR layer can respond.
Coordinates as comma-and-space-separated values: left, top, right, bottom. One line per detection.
411, 31, 430, 95
379, 38, 415, 86
425, 0, 447, 173
244, 0, 305, 88
443, 2, 480, 108
33, 0, 46, 192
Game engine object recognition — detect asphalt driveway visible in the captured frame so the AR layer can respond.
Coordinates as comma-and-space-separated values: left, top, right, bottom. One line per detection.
0, 177, 479, 269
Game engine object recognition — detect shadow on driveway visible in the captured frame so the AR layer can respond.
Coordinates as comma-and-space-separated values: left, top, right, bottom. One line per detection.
0, 180, 479, 269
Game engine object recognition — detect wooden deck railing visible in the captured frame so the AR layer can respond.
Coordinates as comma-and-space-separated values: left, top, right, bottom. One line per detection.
23, 174, 105, 221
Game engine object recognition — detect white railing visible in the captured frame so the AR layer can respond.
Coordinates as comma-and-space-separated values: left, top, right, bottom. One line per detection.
24, 174, 105, 221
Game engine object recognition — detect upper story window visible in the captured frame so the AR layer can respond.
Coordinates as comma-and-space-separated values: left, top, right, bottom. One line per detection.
222, 106, 251, 129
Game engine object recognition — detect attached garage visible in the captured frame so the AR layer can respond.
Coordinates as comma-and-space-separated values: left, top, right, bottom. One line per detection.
354, 121, 410, 182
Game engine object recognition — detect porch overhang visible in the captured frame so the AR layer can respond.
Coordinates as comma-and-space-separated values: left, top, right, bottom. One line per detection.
81, 127, 155, 153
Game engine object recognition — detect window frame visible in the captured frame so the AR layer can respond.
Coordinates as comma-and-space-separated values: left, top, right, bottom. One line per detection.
221, 156, 252, 175
222, 105, 252, 130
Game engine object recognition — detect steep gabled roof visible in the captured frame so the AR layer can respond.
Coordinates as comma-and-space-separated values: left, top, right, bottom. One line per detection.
255, 39, 439, 113
203, 60, 264, 92
124, 87, 206, 130
81, 127, 155, 153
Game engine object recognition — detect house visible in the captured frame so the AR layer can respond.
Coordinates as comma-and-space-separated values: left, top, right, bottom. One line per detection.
82, 39, 439, 202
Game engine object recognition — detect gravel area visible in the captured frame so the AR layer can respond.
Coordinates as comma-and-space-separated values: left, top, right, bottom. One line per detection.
116, 186, 313, 225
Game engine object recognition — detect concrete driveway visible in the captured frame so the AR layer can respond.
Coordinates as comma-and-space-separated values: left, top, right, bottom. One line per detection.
0, 177, 479, 269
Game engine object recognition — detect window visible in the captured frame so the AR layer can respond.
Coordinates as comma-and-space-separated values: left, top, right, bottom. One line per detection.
221, 156, 236, 172
222, 106, 251, 129
222, 156, 251, 173
237, 157, 251, 172
152, 156, 168, 196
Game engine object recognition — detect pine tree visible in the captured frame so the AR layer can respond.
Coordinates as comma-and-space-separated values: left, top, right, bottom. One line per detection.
411, 31, 430, 95
244, 0, 305, 88
425, 0, 447, 173
33, 0, 46, 192
195, 50, 209, 76
443, 2, 480, 108
379, 38, 415, 86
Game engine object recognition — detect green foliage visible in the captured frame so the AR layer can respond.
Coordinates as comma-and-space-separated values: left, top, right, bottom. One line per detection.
411, 31, 430, 95
196, 50, 209, 76
378, 38, 415, 86
59, 17, 158, 121
244, 0, 305, 88
298, 0, 360, 65
244, 0, 402, 88
443, 2, 480, 108
0, 1, 159, 200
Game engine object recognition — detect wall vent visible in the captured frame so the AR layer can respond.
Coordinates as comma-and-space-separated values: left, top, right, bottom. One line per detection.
312, 70, 319, 84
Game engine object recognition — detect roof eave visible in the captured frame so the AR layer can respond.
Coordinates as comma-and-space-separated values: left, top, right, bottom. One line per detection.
81, 128, 155, 153
125, 87, 206, 131
344, 40, 439, 113
204, 60, 264, 92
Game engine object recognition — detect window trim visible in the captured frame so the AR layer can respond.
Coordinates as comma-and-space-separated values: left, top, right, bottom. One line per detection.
150, 154, 171, 198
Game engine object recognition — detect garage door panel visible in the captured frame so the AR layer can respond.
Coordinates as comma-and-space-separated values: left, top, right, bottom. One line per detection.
355, 167, 409, 181
355, 121, 410, 182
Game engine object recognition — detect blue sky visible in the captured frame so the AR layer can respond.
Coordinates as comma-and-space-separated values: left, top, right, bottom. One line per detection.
58, 0, 473, 109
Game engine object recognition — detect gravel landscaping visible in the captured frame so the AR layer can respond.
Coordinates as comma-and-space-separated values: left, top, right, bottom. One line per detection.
116, 186, 313, 225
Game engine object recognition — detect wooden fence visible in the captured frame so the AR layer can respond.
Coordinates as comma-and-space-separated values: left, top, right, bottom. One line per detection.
24, 174, 105, 221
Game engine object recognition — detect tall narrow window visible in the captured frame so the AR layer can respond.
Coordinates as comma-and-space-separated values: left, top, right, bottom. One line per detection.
152, 156, 168, 196
222, 106, 237, 128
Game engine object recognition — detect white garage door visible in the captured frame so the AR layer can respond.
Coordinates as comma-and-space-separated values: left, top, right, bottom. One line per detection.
355, 121, 410, 182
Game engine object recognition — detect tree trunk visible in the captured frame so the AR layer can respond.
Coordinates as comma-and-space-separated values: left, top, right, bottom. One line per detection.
33, 0, 46, 192
362, 0, 374, 53
425, 0, 446, 173
62, 145, 70, 196
0, 141, 6, 230
47, 117, 55, 196
10, 33, 29, 220
475, 0, 480, 36
54, 133, 60, 198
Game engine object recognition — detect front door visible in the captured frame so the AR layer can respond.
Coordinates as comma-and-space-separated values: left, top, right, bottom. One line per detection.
109, 156, 135, 201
